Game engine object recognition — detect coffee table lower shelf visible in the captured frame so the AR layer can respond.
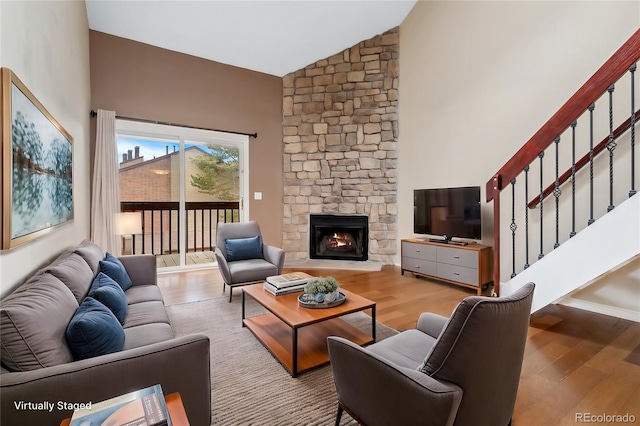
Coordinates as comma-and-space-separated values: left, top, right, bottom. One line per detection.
243, 313, 373, 376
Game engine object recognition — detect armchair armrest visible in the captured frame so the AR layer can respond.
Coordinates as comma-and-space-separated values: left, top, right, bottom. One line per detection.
118, 254, 157, 286
263, 244, 285, 273
416, 312, 449, 338
215, 247, 232, 284
328, 336, 462, 426
1, 334, 211, 426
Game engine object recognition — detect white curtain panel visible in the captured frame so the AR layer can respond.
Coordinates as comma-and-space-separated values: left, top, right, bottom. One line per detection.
91, 109, 121, 255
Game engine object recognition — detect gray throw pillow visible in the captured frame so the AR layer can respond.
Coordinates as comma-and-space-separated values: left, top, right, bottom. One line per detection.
0, 273, 78, 371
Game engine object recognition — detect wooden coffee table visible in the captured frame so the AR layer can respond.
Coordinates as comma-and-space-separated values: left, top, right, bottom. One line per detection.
242, 284, 376, 377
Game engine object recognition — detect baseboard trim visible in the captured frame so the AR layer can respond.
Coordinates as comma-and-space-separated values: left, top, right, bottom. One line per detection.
558, 297, 640, 323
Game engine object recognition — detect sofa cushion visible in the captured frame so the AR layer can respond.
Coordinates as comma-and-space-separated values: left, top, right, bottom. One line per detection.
123, 301, 171, 328
123, 323, 175, 351
74, 240, 105, 275
125, 285, 164, 305
99, 253, 133, 291
46, 252, 94, 302
88, 273, 128, 325
0, 273, 77, 371
225, 236, 263, 261
66, 297, 125, 361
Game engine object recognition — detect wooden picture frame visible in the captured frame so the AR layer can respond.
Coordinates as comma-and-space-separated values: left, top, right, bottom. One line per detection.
1, 68, 74, 249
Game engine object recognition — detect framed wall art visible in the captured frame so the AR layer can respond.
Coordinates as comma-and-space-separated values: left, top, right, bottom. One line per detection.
1, 68, 73, 249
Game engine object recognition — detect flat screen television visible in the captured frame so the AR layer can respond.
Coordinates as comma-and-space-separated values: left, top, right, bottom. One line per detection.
414, 186, 481, 243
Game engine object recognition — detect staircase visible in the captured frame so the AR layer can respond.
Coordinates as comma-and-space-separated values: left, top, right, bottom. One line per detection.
486, 29, 640, 314
504, 194, 639, 312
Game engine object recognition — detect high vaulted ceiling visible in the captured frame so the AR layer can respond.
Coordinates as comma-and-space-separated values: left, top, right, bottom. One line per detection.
85, 1, 417, 77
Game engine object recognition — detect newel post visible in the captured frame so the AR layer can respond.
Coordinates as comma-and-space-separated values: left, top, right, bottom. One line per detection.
492, 174, 501, 296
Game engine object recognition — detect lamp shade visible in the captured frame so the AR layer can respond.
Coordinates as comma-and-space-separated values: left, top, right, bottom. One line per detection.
117, 212, 142, 235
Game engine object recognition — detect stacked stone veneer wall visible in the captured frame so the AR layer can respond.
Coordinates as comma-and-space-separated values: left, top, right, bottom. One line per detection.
282, 28, 399, 263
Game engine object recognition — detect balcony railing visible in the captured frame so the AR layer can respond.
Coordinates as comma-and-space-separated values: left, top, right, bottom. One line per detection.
120, 201, 240, 256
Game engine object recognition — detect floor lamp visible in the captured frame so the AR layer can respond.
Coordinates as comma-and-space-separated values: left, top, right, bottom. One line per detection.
118, 212, 142, 255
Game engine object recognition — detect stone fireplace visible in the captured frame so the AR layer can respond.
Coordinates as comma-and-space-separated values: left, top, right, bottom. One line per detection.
310, 215, 368, 261
282, 28, 399, 263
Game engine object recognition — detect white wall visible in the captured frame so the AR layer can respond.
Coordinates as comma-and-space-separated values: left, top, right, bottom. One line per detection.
562, 256, 640, 322
398, 1, 639, 314
0, 1, 91, 296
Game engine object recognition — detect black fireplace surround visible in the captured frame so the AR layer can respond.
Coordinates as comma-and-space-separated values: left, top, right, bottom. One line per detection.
309, 214, 368, 261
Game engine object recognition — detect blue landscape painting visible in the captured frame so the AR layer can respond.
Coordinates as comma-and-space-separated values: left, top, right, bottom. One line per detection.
11, 83, 73, 239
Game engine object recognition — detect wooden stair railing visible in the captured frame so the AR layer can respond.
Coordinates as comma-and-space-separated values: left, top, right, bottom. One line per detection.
486, 29, 640, 296
529, 109, 640, 209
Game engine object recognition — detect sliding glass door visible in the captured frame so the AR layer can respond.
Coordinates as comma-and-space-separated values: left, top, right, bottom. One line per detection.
183, 141, 241, 266
116, 120, 248, 270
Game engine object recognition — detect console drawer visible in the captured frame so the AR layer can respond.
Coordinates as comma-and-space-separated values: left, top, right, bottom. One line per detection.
402, 257, 437, 276
436, 246, 478, 268
402, 242, 436, 261
437, 263, 479, 287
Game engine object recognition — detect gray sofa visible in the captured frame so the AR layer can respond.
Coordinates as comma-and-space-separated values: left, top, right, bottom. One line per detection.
0, 240, 211, 425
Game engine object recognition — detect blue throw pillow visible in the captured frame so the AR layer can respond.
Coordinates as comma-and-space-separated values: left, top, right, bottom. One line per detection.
88, 272, 128, 325
66, 297, 125, 361
225, 236, 264, 262
99, 253, 132, 291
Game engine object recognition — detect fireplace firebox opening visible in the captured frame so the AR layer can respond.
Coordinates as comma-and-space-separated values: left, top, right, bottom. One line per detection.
309, 215, 368, 261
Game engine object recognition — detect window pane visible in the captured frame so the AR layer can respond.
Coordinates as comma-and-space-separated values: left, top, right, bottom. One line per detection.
118, 136, 180, 264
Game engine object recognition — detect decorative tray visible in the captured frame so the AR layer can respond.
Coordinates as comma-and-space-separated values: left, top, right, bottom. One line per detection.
298, 291, 347, 309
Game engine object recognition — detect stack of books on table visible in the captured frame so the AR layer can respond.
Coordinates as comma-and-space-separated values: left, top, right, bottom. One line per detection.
263, 272, 312, 296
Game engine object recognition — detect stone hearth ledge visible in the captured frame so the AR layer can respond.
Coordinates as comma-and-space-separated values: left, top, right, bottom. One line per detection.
284, 259, 384, 272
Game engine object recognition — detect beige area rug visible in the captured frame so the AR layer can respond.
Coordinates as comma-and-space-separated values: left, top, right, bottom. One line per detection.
166, 296, 397, 425
284, 259, 385, 271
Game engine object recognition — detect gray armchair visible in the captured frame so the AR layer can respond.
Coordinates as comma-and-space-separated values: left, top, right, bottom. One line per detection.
214, 221, 285, 302
328, 282, 535, 426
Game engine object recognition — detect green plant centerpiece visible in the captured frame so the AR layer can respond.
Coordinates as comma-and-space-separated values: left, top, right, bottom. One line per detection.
303, 276, 339, 303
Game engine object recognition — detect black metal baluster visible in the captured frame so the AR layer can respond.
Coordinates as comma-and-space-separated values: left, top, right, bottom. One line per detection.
209, 209, 213, 251
570, 121, 577, 237
132, 214, 137, 254
160, 209, 164, 255
553, 136, 561, 249
169, 209, 172, 255
538, 152, 544, 260
607, 84, 616, 212
141, 210, 146, 254
151, 211, 156, 254
192, 210, 197, 253
630, 63, 637, 197
524, 165, 530, 270
510, 178, 517, 278
588, 103, 595, 225
177, 209, 180, 258
199, 209, 203, 251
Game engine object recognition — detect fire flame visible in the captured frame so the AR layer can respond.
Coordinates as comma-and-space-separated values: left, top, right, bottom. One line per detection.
329, 232, 353, 248
333, 233, 347, 247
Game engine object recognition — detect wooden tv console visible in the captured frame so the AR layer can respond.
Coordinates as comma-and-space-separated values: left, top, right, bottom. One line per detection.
401, 239, 492, 295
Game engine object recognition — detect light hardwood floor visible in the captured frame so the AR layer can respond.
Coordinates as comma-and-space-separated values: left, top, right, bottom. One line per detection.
157, 265, 640, 425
